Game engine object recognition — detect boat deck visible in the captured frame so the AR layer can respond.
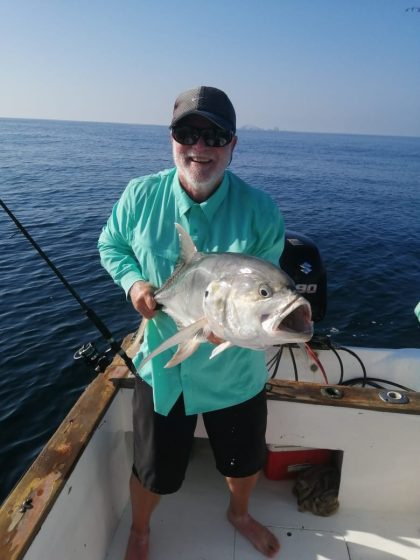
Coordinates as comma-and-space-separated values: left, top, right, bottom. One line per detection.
105, 438, 420, 560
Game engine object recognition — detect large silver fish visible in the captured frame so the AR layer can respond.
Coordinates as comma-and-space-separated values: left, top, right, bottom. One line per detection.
140, 224, 313, 369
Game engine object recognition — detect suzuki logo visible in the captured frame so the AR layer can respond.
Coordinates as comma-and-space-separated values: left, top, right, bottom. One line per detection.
300, 262, 312, 275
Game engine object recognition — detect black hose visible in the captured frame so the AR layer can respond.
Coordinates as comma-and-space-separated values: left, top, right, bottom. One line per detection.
288, 345, 299, 381
267, 346, 283, 379
335, 345, 367, 387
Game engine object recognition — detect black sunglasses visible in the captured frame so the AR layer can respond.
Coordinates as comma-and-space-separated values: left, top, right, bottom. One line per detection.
171, 125, 234, 148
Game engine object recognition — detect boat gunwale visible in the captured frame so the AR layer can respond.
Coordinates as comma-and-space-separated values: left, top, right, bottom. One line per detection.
0, 349, 132, 560
265, 378, 420, 415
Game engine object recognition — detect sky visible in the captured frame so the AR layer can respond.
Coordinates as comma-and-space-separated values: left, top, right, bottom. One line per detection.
1, 0, 419, 136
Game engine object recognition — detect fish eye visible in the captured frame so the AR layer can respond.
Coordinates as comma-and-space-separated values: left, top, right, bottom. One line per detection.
258, 285, 272, 298
204, 290, 209, 298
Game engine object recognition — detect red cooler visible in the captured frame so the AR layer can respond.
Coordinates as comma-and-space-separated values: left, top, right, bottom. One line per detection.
264, 445, 333, 480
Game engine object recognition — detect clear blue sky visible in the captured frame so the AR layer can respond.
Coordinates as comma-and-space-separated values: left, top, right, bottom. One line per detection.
1, 0, 419, 136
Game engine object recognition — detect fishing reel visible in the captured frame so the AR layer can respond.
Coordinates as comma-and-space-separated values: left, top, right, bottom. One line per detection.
74, 342, 111, 373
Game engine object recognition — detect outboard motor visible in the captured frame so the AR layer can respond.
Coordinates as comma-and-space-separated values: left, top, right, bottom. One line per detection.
280, 230, 327, 323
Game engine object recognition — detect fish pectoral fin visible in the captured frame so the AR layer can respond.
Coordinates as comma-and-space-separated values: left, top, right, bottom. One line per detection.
209, 341, 234, 359
138, 317, 209, 370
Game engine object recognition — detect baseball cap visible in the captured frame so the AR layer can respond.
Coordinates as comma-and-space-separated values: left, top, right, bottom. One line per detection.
170, 86, 236, 133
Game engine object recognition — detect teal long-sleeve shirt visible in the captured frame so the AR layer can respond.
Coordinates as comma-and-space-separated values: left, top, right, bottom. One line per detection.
98, 167, 285, 415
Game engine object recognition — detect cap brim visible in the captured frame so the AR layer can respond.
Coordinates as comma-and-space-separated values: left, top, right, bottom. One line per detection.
170, 110, 234, 132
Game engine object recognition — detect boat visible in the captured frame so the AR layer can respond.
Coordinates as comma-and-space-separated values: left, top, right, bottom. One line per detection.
1, 326, 420, 559
1, 231, 419, 559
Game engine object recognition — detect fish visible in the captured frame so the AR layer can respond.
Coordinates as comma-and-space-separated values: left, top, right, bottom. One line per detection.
139, 224, 313, 369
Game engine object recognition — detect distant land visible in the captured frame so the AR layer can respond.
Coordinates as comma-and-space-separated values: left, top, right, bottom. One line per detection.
240, 125, 281, 132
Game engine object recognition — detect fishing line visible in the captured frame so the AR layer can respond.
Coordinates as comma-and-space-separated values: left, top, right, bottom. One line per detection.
0, 198, 137, 375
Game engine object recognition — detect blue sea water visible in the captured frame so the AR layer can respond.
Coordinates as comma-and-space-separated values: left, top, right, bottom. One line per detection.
1, 118, 419, 502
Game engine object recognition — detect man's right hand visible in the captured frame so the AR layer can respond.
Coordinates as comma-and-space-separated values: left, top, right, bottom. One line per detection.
129, 281, 157, 319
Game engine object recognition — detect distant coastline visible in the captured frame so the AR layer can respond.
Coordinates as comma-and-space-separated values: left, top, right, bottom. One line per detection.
1, 117, 419, 140
240, 124, 281, 132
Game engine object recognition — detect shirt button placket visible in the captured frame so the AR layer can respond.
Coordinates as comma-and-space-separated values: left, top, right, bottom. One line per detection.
189, 205, 206, 249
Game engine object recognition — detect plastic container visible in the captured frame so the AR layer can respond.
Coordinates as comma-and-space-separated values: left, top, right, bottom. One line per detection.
264, 445, 333, 480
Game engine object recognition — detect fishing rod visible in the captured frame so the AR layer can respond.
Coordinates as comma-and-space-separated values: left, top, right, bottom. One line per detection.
0, 198, 137, 375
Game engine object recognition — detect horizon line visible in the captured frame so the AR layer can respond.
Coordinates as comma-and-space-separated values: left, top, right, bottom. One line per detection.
1, 115, 419, 141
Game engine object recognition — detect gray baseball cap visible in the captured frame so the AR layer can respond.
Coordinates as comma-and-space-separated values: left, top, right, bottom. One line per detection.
170, 86, 236, 132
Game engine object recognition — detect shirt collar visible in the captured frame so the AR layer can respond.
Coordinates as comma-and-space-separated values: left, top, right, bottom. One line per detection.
173, 169, 230, 221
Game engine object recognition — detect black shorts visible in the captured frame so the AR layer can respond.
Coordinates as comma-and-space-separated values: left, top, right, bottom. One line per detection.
132, 378, 267, 494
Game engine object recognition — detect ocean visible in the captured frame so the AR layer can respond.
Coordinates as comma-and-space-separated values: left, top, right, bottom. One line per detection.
1, 118, 419, 502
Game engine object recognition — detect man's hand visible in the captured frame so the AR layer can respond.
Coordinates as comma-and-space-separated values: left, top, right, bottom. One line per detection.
129, 281, 157, 319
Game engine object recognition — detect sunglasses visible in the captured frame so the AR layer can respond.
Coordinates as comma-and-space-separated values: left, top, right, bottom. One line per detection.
171, 125, 234, 148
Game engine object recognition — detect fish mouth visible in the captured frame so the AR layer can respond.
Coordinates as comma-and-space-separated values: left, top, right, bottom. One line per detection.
263, 298, 313, 340
278, 303, 313, 335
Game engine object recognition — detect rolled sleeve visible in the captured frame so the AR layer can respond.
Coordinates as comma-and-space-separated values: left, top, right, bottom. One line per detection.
98, 183, 146, 296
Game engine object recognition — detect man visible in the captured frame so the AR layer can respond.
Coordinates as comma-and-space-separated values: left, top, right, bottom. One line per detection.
98, 86, 284, 559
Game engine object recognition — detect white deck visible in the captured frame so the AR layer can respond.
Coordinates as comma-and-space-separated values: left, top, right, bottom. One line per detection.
106, 437, 420, 560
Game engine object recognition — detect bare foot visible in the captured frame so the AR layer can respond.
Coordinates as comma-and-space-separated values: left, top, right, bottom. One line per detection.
124, 527, 150, 560
227, 509, 280, 558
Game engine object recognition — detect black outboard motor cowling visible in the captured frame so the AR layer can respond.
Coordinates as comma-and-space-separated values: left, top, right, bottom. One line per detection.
280, 230, 327, 323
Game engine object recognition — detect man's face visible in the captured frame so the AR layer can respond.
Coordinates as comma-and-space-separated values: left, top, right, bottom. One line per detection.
172, 115, 237, 202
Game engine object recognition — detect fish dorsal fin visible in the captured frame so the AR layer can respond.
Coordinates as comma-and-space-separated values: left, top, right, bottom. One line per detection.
175, 223, 197, 264
154, 223, 199, 300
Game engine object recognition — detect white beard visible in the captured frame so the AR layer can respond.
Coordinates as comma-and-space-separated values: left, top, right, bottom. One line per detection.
173, 152, 227, 201
172, 136, 236, 202
180, 175, 220, 200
